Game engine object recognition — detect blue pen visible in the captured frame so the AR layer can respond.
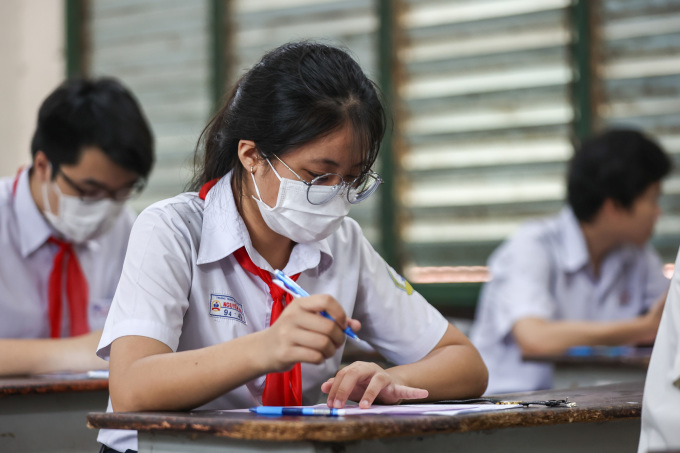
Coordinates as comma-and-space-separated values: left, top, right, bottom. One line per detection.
273, 269, 363, 342
249, 406, 345, 416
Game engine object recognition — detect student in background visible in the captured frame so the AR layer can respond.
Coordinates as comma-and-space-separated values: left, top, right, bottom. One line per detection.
0, 78, 154, 375
471, 129, 671, 394
639, 263, 680, 451
96, 42, 487, 453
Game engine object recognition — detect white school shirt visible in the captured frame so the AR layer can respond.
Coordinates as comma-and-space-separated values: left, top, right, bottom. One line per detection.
0, 167, 135, 338
639, 249, 680, 452
97, 173, 449, 451
470, 207, 669, 394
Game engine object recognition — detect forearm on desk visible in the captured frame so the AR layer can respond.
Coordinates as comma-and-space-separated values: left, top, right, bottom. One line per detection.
109, 332, 271, 412
513, 317, 651, 356
387, 324, 488, 400
0, 329, 107, 376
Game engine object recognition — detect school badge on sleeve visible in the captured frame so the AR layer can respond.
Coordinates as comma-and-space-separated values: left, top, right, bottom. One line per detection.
209, 293, 247, 325
385, 264, 414, 295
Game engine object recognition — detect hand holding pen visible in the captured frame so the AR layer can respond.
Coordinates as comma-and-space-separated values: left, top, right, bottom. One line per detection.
255, 271, 363, 373
269, 270, 426, 411
272, 270, 368, 346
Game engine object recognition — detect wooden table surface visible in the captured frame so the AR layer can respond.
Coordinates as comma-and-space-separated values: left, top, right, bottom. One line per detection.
524, 347, 652, 369
0, 375, 108, 396
87, 381, 642, 443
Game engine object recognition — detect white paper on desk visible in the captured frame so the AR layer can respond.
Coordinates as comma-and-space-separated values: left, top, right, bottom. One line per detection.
313, 403, 522, 416
86, 370, 109, 379
220, 404, 522, 416
32, 370, 109, 380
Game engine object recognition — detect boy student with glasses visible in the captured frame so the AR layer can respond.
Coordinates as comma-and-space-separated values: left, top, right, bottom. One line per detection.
0, 78, 154, 376
470, 129, 671, 394
95, 42, 487, 453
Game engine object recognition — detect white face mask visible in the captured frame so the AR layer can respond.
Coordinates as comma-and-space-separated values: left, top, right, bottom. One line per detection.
42, 180, 125, 243
250, 160, 351, 243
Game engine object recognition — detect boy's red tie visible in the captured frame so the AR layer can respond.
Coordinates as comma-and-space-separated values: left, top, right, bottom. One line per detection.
47, 236, 90, 338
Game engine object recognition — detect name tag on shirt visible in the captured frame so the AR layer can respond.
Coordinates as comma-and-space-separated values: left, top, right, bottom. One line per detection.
209, 293, 247, 325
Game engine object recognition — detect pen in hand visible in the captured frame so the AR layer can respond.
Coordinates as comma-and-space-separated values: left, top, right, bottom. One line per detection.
272, 269, 366, 344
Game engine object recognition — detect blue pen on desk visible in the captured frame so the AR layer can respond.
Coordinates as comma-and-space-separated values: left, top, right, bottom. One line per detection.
273, 269, 363, 343
250, 406, 345, 417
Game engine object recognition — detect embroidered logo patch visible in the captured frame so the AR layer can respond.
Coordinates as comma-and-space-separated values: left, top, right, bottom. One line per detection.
385, 264, 414, 295
209, 293, 247, 325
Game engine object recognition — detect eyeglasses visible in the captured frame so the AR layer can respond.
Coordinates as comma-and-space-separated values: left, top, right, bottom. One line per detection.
272, 154, 383, 205
57, 169, 146, 202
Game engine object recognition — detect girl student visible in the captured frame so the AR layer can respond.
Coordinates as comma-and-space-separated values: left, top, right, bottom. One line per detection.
97, 42, 488, 452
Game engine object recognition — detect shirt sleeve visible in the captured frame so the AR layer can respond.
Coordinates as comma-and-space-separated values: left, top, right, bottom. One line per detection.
97, 204, 193, 360
666, 253, 680, 388
482, 227, 557, 341
351, 230, 449, 366
641, 245, 670, 311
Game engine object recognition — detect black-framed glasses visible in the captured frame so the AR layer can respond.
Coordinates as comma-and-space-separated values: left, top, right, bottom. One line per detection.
272, 154, 383, 205
57, 169, 145, 202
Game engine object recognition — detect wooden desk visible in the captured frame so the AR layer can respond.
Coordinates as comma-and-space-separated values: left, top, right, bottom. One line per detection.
525, 347, 651, 389
0, 376, 109, 453
88, 381, 643, 453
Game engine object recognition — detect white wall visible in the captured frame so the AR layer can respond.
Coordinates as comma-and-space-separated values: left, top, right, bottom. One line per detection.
0, 0, 65, 178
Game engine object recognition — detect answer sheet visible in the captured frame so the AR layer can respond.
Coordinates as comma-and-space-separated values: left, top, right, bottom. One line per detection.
221, 403, 521, 416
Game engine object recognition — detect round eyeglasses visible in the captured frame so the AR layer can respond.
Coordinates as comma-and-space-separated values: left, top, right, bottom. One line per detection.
58, 168, 146, 203
272, 154, 383, 205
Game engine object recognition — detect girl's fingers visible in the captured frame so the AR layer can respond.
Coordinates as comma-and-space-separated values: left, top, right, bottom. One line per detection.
326, 362, 382, 408
288, 345, 325, 366
326, 373, 345, 408
321, 362, 428, 410
347, 318, 362, 333
297, 295, 347, 327
359, 375, 429, 409
320, 377, 335, 394
329, 370, 363, 408
358, 383, 428, 408
389, 384, 429, 402
356, 374, 390, 408
290, 330, 337, 360
282, 308, 345, 347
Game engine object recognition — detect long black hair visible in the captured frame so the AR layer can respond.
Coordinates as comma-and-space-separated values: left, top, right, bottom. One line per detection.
189, 41, 386, 198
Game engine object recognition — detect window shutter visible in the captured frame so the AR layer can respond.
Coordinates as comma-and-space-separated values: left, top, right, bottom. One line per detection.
596, 0, 680, 262
87, 0, 212, 212
398, 0, 575, 268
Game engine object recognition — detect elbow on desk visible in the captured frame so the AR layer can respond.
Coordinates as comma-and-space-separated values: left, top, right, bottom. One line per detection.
464, 347, 489, 398
473, 367, 489, 397
110, 389, 138, 413
109, 381, 157, 413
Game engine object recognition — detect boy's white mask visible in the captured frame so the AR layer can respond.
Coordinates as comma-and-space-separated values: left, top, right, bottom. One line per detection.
42, 177, 124, 244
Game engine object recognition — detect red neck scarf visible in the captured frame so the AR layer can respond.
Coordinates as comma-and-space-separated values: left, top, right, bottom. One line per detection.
47, 237, 90, 338
199, 178, 302, 406
12, 168, 90, 338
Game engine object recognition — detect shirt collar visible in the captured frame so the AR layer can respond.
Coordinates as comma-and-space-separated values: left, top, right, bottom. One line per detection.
12, 166, 53, 258
558, 207, 641, 285
196, 172, 334, 274
559, 207, 591, 273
